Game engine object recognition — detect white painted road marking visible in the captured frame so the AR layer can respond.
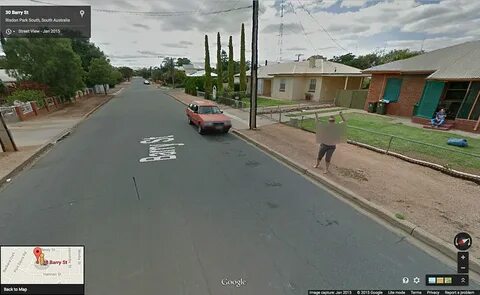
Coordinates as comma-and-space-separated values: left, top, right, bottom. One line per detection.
139, 135, 184, 162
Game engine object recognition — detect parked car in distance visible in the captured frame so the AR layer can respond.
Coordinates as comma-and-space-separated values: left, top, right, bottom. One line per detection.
143, 80, 150, 85
186, 100, 232, 134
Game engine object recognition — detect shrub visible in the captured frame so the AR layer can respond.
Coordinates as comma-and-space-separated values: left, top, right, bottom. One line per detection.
185, 77, 198, 96
6, 89, 46, 107
185, 76, 217, 96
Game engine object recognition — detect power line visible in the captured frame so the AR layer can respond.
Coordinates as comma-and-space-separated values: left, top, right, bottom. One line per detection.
293, 0, 348, 52
291, 5, 318, 54
29, 0, 252, 16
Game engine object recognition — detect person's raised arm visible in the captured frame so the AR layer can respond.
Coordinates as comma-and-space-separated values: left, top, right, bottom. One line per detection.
339, 111, 346, 123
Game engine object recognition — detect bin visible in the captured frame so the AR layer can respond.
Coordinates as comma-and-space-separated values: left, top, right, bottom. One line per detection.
367, 102, 378, 113
376, 101, 387, 115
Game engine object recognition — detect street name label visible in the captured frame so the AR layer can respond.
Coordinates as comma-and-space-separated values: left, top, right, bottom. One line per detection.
1, 246, 85, 295
139, 135, 184, 163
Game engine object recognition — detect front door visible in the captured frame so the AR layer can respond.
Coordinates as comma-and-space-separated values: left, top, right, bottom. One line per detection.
415, 80, 445, 118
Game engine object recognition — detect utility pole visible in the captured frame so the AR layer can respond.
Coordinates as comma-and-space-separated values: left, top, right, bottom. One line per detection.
0, 113, 17, 152
249, 0, 259, 129
171, 58, 176, 89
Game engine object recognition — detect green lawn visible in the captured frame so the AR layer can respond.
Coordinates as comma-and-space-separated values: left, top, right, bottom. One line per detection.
297, 113, 480, 174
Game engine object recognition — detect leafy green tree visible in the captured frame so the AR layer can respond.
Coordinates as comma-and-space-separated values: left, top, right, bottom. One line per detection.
109, 69, 123, 86
204, 35, 212, 99
216, 32, 223, 94
71, 38, 105, 83
2, 38, 85, 98
162, 57, 176, 86
87, 57, 112, 94
176, 58, 191, 67
380, 49, 423, 64
151, 67, 163, 81
239, 23, 247, 94
228, 36, 234, 91
134, 68, 151, 79
118, 66, 133, 81
329, 49, 423, 70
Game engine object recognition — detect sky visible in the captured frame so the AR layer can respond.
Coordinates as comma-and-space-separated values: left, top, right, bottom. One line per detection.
4, 0, 480, 68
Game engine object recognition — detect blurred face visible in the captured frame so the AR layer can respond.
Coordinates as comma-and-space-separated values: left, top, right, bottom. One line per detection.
440, 109, 445, 113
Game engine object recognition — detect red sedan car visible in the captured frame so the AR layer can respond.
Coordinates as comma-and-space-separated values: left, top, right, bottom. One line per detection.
186, 100, 232, 134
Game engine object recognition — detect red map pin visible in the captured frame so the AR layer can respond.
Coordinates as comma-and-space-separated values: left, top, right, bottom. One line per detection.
33, 247, 42, 263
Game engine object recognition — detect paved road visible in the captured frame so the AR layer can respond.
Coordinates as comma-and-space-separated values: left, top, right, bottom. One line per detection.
0, 79, 477, 294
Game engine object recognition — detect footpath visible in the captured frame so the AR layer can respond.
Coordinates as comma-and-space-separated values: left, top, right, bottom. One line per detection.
167, 89, 480, 269
0, 83, 128, 185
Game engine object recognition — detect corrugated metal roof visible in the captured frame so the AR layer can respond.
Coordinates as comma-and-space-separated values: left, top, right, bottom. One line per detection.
363, 41, 480, 80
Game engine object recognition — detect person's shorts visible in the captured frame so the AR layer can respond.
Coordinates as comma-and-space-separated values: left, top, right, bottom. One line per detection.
318, 144, 336, 162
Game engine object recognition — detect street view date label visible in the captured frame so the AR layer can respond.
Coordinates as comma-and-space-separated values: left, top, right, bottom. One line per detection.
139, 135, 184, 163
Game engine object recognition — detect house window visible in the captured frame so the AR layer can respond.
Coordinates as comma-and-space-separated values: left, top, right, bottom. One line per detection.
279, 79, 286, 92
308, 79, 316, 92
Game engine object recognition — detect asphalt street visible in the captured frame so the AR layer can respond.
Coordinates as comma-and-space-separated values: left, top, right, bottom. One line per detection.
0, 78, 477, 294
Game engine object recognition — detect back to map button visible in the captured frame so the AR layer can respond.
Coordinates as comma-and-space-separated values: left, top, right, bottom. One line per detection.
1, 246, 85, 295
1, 284, 84, 295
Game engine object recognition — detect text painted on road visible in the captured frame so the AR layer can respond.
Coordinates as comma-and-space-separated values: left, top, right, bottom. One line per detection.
139, 135, 184, 163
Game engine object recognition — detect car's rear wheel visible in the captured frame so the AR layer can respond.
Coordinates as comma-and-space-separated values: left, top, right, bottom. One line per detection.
197, 124, 204, 134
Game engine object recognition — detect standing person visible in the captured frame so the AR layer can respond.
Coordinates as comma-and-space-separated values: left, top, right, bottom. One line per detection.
314, 111, 346, 173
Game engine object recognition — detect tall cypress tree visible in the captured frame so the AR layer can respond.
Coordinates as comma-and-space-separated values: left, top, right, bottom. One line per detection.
228, 36, 234, 92
216, 32, 223, 94
240, 23, 246, 94
204, 35, 212, 99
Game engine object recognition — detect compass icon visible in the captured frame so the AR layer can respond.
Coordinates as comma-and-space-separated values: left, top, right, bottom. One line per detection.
454, 232, 472, 251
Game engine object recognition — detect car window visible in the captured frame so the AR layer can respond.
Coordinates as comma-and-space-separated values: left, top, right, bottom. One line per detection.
198, 106, 221, 114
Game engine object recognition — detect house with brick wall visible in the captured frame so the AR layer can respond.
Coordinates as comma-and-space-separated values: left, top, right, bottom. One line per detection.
363, 41, 480, 133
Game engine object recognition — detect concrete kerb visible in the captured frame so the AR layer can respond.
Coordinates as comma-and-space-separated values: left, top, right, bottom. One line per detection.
231, 128, 480, 275
0, 89, 123, 189
0, 142, 54, 188
164, 91, 189, 106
